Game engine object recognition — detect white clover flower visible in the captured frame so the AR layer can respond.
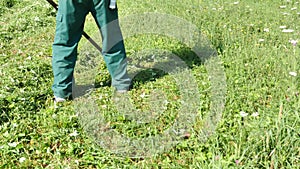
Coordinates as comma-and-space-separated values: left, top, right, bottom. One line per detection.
8, 142, 18, 147
69, 130, 79, 137
46, 147, 51, 154
240, 111, 248, 117
19, 157, 26, 163
140, 92, 146, 98
34, 16, 40, 22
289, 72, 297, 77
291, 7, 297, 10
281, 12, 290, 15
279, 26, 287, 29
282, 29, 294, 33
251, 112, 259, 117
264, 28, 270, 32
163, 99, 170, 105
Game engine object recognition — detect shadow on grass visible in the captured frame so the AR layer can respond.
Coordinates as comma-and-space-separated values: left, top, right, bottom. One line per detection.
74, 46, 205, 98
105, 46, 204, 89
73, 42, 216, 99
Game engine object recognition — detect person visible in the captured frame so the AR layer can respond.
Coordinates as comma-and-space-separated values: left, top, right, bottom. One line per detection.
51, 0, 131, 103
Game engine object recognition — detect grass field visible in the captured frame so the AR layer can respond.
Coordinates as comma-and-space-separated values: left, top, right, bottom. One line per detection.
1, 0, 300, 168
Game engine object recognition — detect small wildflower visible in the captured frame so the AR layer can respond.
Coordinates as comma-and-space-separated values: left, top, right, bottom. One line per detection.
34, 16, 40, 22
282, 29, 294, 33
251, 112, 259, 117
46, 147, 51, 154
19, 157, 26, 163
291, 7, 297, 10
279, 26, 287, 29
279, 5, 286, 9
52, 114, 57, 119
263, 28, 270, 32
258, 39, 265, 42
163, 100, 170, 105
235, 160, 240, 165
281, 12, 290, 15
140, 92, 146, 98
240, 111, 248, 117
289, 72, 297, 77
69, 130, 79, 137
8, 142, 18, 147
233, 1, 239, 5
289, 39, 298, 46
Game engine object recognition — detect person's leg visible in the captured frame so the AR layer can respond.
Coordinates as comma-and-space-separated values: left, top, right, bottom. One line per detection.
90, 0, 131, 91
52, 0, 89, 99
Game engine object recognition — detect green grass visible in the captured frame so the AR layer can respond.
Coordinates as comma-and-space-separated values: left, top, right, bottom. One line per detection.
1, 0, 300, 168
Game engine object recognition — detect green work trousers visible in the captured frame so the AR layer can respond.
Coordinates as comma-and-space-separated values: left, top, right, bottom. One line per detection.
52, 0, 131, 99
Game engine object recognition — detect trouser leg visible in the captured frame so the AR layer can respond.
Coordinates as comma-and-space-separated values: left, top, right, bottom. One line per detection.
91, 0, 131, 91
52, 0, 89, 98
